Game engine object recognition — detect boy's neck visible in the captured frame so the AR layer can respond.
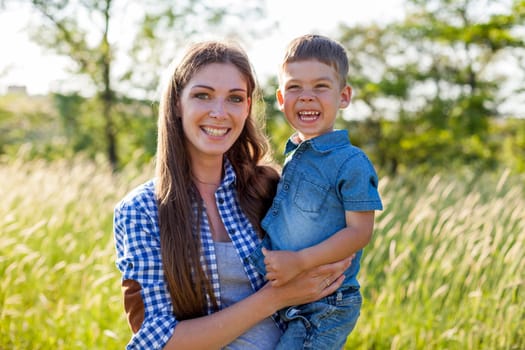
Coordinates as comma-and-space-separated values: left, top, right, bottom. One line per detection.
294, 130, 335, 143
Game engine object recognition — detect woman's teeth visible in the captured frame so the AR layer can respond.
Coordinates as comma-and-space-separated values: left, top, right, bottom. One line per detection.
202, 127, 228, 136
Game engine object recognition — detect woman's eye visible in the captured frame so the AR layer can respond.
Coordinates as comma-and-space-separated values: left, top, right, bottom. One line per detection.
194, 93, 209, 100
229, 95, 244, 103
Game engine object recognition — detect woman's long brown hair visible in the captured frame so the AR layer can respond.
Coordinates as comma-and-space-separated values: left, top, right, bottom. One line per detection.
155, 41, 279, 320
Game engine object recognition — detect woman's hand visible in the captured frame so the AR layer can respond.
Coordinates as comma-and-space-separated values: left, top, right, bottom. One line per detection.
165, 258, 351, 349
266, 257, 352, 310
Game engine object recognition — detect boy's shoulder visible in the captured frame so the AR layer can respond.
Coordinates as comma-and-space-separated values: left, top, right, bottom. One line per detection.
309, 130, 364, 155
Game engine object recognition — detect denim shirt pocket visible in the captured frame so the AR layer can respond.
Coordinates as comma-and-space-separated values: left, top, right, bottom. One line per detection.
293, 178, 330, 213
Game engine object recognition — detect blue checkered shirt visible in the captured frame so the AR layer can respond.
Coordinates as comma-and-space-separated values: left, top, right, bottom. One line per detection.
114, 160, 279, 349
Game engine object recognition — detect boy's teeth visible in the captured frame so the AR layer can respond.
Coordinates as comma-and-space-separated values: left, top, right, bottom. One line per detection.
298, 111, 320, 120
202, 127, 227, 136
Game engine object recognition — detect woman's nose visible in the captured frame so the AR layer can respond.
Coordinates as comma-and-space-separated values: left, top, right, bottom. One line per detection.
209, 102, 226, 119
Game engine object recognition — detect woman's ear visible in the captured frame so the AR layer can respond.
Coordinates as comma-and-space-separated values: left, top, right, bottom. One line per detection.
245, 97, 252, 120
175, 101, 182, 118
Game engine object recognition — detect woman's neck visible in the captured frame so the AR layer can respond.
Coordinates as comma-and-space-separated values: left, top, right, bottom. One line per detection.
191, 159, 230, 242
191, 157, 223, 189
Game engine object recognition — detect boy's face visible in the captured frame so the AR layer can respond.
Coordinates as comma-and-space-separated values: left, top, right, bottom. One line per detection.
277, 59, 351, 141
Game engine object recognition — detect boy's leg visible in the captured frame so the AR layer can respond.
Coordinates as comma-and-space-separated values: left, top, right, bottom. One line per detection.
308, 289, 362, 350
275, 307, 309, 350
277, 289, 362, 350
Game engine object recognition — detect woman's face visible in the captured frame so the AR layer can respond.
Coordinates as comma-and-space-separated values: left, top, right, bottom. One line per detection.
179, 62, 251, 162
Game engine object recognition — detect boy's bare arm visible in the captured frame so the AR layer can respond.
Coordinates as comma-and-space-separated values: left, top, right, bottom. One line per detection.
264, 210, 376, 286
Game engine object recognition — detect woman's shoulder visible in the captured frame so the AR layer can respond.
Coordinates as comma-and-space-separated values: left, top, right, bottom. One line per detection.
115, 179, 157, 214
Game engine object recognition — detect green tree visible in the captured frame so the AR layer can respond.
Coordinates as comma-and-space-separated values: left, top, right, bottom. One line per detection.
20, 0, 268, 169
338, 0, 525, 174
262, 76, 293, 164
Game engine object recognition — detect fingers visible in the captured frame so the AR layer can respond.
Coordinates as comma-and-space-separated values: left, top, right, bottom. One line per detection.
269, 279, 282, 287
313, 257, 351, 277
310, 258, 350, 296
266, 271, 275, 281
320, 274, 345, 297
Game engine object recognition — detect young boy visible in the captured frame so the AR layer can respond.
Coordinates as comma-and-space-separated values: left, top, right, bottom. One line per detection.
248, 34, 383, 349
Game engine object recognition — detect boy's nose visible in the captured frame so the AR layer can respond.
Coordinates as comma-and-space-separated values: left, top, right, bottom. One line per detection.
299, 92, 314, 102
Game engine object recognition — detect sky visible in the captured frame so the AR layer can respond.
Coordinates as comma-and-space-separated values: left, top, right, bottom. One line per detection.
0, 0, 406, 96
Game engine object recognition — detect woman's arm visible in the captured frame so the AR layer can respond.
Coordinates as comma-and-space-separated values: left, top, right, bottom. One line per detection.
164, 258, 350, 350
115, 183, 350, 349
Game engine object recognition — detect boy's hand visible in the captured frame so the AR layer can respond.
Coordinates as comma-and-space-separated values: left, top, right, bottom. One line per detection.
262, 248, 305, 287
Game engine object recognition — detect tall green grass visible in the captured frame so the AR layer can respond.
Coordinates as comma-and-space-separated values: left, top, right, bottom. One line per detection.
0, 158, 151, 349
347, 169, 525, 350
1, 159, 523, 349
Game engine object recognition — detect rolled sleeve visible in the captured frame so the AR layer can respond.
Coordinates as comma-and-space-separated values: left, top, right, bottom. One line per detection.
114, 182, 177, 349
339, 152, 383, 212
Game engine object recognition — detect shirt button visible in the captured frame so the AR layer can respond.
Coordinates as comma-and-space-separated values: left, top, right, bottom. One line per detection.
283, 184, 289, 191
218, 198, 224, 204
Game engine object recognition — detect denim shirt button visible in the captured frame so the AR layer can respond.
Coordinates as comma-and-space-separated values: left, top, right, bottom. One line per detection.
283, 184, 289, 191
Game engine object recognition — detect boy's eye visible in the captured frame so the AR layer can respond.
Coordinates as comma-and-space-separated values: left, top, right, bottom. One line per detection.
315, 83, 330, 89
286, 84, 301, 91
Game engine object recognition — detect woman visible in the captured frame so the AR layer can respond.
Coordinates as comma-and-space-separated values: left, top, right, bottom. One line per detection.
114, 40, 349, 349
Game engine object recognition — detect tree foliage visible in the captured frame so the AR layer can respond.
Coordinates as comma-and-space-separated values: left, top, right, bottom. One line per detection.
2, 0, 524, 176
20, 0, 268, 169
335, 0, 525, 174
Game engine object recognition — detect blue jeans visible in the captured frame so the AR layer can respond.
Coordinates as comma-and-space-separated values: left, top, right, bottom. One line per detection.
244, 239, 363, 348
276, 287, 362, 350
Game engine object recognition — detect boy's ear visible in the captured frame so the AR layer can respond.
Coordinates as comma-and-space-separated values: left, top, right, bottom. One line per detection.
276, 88, 285, 111
339, 85, 352, 109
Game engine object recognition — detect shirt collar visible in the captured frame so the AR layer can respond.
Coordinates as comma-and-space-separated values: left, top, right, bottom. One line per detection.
221, 158, 236, 188
284, 129, 350, 155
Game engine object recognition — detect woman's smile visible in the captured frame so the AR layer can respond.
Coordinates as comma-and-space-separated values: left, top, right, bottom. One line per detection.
201, 126, 230, 137
179, 62, 250, 160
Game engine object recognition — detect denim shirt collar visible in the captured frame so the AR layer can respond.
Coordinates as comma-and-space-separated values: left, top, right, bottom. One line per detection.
284, 129, 350, 155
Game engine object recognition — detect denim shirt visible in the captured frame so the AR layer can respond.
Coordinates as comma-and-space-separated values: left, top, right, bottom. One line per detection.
261, 130, 383, 289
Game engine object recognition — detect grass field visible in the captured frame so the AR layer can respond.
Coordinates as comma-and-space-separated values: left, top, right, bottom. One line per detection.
1, 159, 523, 349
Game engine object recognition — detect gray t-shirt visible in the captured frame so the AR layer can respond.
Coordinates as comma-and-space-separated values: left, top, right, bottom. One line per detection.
214, 241, 281, 349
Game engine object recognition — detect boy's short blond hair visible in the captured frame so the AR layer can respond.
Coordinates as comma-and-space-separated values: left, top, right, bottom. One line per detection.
280, 34, 349, 88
